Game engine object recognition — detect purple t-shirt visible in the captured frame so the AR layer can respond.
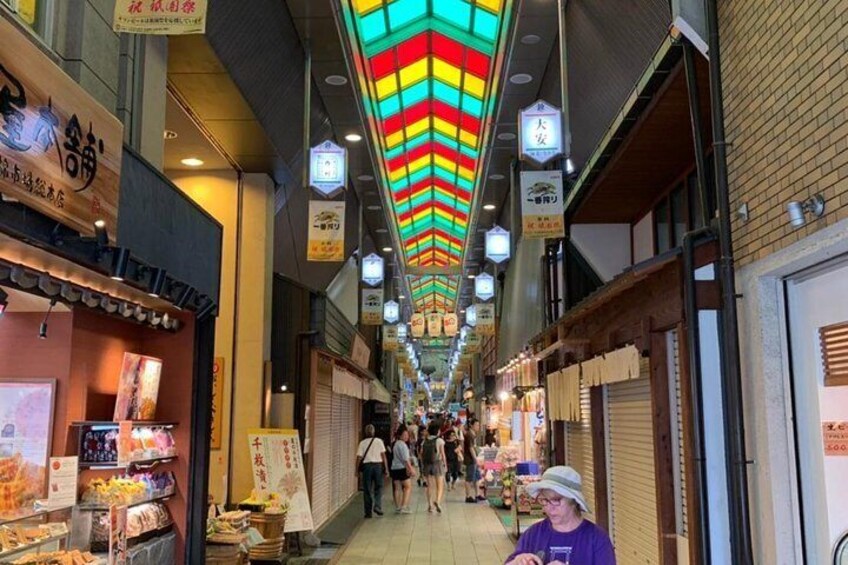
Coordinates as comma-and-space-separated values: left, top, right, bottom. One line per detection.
505, 519, 616, 564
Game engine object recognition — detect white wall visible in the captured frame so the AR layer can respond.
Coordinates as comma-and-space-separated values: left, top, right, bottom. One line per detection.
633, 212, 654, 264
571, 224, 632, 282
326, 255, 360, 326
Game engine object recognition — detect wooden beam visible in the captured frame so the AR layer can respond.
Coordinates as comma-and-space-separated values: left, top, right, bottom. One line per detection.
590, 386, 609, 533
650, 331, 678, 565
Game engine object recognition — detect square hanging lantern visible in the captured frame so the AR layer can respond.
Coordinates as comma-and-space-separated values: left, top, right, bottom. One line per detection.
383, 300, 400, 323
475, 272, 495, 301
309, 140, 347, 197
397, 323, 408, 342
485, 225, 511, 264
519, 100, 563, 166
361, 253, 384, 287
466, 305, 477, 327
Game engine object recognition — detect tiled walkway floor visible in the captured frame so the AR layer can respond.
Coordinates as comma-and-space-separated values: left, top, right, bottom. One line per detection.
332, 482, 515, 564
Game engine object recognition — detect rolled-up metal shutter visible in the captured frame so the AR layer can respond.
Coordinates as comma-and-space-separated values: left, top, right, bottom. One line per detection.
669, 330, 688, 537
607, 376, 660, 565
331, 392, 344, 512
312, 384, 333, 527
566, 385, 595, 523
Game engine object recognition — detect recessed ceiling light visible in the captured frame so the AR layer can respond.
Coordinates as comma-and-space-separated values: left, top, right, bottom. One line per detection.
367, 205, 382, 211
382, 246, 393, 252
483, 204, 496, 211
325, 75, 348, 85
467, 274, 475, 279
94, 219, 106, 228
489, 173, 505, 181
376, 228, 388, 233
521, 34, 542, 45
345, 133, 362, 142
509, 73, 533, 85
163, 130, 178, 140
497, 132, 516, 141
181, 157, 204, 167
357, 174, 374, 181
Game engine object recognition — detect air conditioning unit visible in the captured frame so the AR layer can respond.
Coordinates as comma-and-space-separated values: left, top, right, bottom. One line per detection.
0, 0, 19, 12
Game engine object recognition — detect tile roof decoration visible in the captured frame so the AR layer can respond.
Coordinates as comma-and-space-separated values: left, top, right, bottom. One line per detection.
341, 0, 512, 314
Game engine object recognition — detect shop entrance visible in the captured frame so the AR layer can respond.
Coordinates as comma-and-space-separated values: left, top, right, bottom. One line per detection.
786, 257, 848, 564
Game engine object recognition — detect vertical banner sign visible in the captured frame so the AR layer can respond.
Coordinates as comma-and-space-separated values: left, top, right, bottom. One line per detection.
309, 140, 347, 197
520, 170, 565, 239
108, 505, 128, 565
0, 17, 123, 238
477, 303, 496, 336
210, 357, 225, 449
361, 289, 384, 325
519, 100, 563, 165
410, 313, 426, 338
443, 313, 459, 337
465, 332, 482, 354
427, 313, 443, 337
248, 429, 314, 532
383, 325, 399, 351
307, 200, 346, 261
113, 0, 208, 35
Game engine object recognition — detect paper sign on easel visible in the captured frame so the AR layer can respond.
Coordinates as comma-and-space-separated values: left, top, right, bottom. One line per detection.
47, 457, 79, 509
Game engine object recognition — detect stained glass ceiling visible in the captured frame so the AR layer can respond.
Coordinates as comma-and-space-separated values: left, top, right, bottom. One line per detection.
341, 0, 512, 315
408, 275, 460, 313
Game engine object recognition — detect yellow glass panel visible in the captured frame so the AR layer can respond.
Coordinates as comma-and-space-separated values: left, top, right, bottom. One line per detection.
399, 59, 428, 88
413, 209, 431, 223
375, 74, 398, 99
432, 59, 462, 88
407, 154, 432, 175
476, 0, 503, 13
433, 118, 457, 138
385, 130, 405, 149
352, 0, 384, 15
459, 130, 478, 147
405, 118, 429, 139
434, 155, 458, 173
457, 165, 474, 181
389, 166, 408, 183
463, 74, 485, 98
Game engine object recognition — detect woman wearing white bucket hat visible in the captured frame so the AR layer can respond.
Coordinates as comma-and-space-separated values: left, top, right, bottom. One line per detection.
504, 466, 615, 565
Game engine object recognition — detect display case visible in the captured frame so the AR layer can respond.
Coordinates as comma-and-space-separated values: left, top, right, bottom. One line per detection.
0, 508, 73, 563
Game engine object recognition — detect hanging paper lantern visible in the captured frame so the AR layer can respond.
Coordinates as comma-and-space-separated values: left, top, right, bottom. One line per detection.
485, 225, 511, 264
475, 272, 495, 301
383, 300, 400, 323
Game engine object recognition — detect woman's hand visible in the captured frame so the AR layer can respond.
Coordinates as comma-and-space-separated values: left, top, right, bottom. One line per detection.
505, 554, 543, 565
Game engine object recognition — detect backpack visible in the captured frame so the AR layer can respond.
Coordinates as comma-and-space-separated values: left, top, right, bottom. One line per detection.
422, 437, 437, 466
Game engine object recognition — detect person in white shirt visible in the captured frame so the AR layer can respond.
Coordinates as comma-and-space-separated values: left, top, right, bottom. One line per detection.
355, 424, 389, 518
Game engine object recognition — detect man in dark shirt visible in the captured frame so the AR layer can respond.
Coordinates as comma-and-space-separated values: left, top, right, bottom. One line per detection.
463, 417, 481, 503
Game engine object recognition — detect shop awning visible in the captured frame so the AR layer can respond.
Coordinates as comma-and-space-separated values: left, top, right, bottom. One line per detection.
369, 380, 391, 405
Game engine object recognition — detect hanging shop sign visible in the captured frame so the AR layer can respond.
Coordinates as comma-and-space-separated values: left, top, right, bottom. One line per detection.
248, 429, 314, 532
383, 300, 399, 323
0, 17, 123, 238
350, 333, 371, 371
520, 170, 565, 239
361, 288, 384, 325
427, 312, 443, 337
465, 332, 482, 354
475, 272, 495, 301
485, 225, 511, 264
361, 253, 384, 287
308, 140, 347, 197
823, 422, 848, 456
443, 313, 459, 337
477, 303, 496, 336
466, 305, 477, 327
113, 0, 208, 35
410, 313, 426, 338
383, 325, 399, 351
397, 323, 408, 342
519, 99, 563, 165
307, 200, 346, 261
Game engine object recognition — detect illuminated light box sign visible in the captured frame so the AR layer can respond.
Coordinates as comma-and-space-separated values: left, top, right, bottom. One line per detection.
309, 140, 347, 197
519, 99, 563, 166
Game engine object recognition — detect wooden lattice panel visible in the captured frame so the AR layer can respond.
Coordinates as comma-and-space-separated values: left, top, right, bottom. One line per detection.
820, 321, 848, 387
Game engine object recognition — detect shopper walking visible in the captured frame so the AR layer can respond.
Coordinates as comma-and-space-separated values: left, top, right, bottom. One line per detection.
390, 427, 415, 514
421, 421, 447, 513
463, 417, 482, 503
443, 429, 462, 490
416, 427, 428, 487
355, 424, 389, 518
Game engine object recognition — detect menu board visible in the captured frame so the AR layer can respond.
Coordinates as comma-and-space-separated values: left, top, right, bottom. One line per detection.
0, 379, 55, 518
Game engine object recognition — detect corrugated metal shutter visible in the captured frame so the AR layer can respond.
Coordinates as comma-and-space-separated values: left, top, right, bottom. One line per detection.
331, 392, 344, 511
607, 376, 660, 565
566, 385, 595, 523
669, 330, 689, 537
312, 384, 333, 527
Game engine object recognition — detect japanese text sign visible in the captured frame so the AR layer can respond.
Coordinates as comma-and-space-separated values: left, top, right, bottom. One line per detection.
113, 0, 207, 35
0, 17, 123, 237
383, 325, 398, 351
361, 288, 384, 326
476, 303, 496, 336
211, 357, 225, 450
427, 312, 442, 337
307, 200, 346, 261
443, 313, 458, 337
309, 140, 347, 197
520, 170, 565, 239
248, 429, 314, 532
410, 313, 426, 338
519, 99, 563, 165
823, 421, 848, 456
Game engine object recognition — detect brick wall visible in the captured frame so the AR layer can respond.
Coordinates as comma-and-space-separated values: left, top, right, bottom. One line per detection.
720, 0, 848, 266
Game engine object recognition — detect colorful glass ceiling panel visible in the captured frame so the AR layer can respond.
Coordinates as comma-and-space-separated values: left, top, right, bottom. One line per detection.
341, 0, 511, 272
408, 275, 460, 313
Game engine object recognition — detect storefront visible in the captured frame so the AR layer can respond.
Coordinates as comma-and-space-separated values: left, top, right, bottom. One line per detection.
0, 16, 221, 564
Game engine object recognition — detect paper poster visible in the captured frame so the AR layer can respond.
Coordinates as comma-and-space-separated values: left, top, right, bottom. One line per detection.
383, 325, 398, 351
248, 429, 314, 533
350, 334, 371, 370
114, 353, 163, 421
307, 200, 346, 262
211, 357, 225, 450
520, 170, 565, 239
361, 289, 384, 326
477, 303, 496, 336
427, 313, 442, 337
113, 0, 208, 35
47, 457, 78, 509
443, 313, 458, 337
108, 504, 128, 565
823, 422, 848, 456
410, 313, 426, 338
